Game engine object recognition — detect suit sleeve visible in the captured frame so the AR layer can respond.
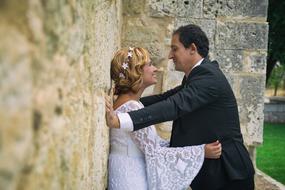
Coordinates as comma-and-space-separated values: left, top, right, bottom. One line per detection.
140, 85, 183, 106
130, 67, 221, 131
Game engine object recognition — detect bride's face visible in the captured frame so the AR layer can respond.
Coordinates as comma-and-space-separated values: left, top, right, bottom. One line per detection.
142, 60, 157, 88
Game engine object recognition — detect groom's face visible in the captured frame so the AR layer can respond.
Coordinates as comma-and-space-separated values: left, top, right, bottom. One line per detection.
168, 34, 192, 73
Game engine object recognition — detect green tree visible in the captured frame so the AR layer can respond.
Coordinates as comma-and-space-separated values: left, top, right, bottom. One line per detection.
266, 0, 285, 84
267, 63, 285, 96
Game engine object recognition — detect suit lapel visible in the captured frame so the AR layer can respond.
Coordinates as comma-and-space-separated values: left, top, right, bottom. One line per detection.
181, 76, 187, 86
183, 58, 211, 84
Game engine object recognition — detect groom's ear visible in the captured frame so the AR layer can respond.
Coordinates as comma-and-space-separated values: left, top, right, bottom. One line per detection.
188, 43, 197, 55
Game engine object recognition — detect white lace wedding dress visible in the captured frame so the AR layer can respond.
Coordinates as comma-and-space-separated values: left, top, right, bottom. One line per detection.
108, 100, 204, 190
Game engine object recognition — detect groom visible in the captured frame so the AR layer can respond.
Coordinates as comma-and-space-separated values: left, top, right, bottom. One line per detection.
106, 24, 255, 190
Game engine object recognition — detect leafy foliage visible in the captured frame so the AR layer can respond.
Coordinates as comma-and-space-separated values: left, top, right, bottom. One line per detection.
268, 0, 285, 64
267, 63, 285, 95
266, 0, 285, 82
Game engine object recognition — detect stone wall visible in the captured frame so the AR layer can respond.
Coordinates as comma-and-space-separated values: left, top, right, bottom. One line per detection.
0, 0, 121, 189
1, 0, 280, 190
255, 169, 285, 190
264, 98, 285, 123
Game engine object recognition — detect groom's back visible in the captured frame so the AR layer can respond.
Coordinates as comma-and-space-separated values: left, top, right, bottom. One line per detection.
170, 62, 254, 190
170, 61, 242, 146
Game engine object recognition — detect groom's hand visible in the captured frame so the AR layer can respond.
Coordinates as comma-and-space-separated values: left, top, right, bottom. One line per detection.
205, 140, 222, 159
105, 95, 120, 128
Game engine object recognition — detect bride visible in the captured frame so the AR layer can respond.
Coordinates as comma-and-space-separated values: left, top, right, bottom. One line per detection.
106, 47, 221, 190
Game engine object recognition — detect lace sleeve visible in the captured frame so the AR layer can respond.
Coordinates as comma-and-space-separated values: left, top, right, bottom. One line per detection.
123, 101, 204, 189
131, 125, 204, 190
148, 145, 204, 190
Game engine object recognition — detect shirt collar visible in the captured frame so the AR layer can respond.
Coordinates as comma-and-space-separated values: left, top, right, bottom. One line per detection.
192, 58, 204, 70
185, 58, 204, 78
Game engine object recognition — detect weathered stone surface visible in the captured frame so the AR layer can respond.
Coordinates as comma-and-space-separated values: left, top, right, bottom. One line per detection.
255, 169, 285, 190
212, 50, 244, 73
122, 17, 170, 43
264, 98, 285, 123
122, 0, 146, 15
203, 0, 268, 18
0, 0, 120, 190
264, 103, 285, 123
122, 17, 157, 42
243, 51, 267, 74
123, 40, 167, 63
91, 0, 122, 90
122, 15, 173, 63
216, 21, 268, 50
212, 50, 267, 74
0, 21, 33, 190
236, 74, 266, 145
148, 0, 202, 18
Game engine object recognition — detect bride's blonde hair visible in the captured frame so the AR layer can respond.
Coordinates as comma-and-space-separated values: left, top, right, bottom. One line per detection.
111, 47, 150, 95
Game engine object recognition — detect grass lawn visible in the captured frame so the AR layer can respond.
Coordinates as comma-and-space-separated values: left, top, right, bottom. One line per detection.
256, 123, 285, 185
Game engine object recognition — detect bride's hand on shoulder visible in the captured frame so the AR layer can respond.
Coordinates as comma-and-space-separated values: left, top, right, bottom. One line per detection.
204, 140, 222, 159
105, 94, 120, 128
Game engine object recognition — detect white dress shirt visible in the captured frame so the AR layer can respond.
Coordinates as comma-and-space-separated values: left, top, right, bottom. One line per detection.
117, 58, 204, 131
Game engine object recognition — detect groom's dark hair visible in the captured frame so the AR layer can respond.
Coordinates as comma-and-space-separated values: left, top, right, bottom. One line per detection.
173, 24, 209, 58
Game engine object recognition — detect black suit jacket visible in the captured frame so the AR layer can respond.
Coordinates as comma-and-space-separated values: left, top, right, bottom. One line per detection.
129, 58, 255, 189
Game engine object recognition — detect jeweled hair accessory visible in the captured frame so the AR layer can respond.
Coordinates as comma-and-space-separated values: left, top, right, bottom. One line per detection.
119, 47, 134, 78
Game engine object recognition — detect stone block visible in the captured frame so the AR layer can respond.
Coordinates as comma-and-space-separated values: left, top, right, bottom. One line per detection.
212, 50, 267, 74
0, 24, 33, 190
93, 91, 110, 190
148, 0, 202, 18
216, 21, 268, 50
123, 0, 145, 15
122, 17, 172, 62
264, 102, 285, 123
255, 169, 285, 190
90, 0, 121, 90
212, 50, 244, 73
0, 0, 120, 189
203, 0, 268, 18
122, 40, 168, 63
236, 74, 266, 145
243, 51, 267, 74
122, 17, 165, 42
